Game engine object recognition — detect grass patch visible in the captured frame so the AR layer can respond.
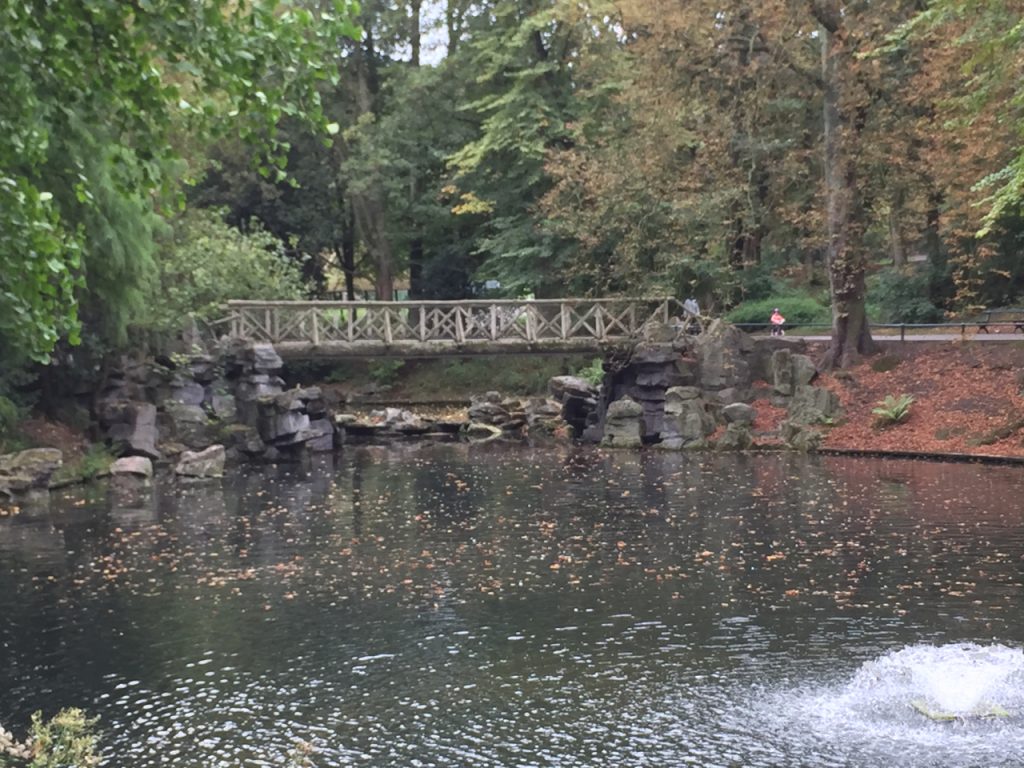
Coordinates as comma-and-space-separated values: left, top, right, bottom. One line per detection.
51, 444, 117, 486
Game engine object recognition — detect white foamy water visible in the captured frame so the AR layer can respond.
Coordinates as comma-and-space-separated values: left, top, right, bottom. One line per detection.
742, 644, 1024, 767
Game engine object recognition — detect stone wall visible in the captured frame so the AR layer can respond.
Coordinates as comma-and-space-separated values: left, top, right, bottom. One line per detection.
593, 320, 839, 450
95, 341, 337, 469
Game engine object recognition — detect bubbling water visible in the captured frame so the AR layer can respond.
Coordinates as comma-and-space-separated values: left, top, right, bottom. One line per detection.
850, 643, 1024, 716
745, 644, 1024, 767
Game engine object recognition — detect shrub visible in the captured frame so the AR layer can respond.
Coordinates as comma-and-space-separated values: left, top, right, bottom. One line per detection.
51, 445, 117, 486
0, 708, 100, 767
0, 396, 21, 437
576, 358, 605, 387
136, 208, 306, 337
368, 359, 405, 387
872, 393, 915, 426
871, 267, 944, 324
725, 296, 830, 329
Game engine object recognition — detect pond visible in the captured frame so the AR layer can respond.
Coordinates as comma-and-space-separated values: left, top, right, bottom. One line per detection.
3, 446, 1024, 767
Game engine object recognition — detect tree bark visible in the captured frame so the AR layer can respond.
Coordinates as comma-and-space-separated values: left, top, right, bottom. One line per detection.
342, 204, 356, 301
446, 0, 465, 56
815, 5, 875, 369
352, 20, 395, 301
410, 0, 421, 67
888, 204, 905, 267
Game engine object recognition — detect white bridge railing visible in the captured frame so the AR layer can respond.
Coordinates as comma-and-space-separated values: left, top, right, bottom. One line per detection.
222, 298, 687, 355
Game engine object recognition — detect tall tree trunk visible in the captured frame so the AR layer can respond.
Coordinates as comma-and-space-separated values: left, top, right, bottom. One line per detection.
342, 203, 356, 301
407, 0, 424, 300
923, 189, 944, 263
888, 204, 906, 267
409, 238, 424, 298
446, 0, 465, 56
814, 3, 875, 369
410, 0, 421, 66
352, 21, 394, 301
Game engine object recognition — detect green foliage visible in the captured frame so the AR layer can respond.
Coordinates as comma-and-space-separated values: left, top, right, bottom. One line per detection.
725, 297, 831, 329
0, 397, 22, 439
0, 0, 359, 361
872, 394, 915, 426
576, 358, 605, 387
51, 446, 118, 487
0, 708, 100, 767
870, 268, 945, 323
447, 1, 584, 296
136, 209, 305, 337
368, 359, 406, 387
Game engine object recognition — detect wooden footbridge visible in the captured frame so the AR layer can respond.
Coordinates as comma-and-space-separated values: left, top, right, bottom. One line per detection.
221, 298, 692, 358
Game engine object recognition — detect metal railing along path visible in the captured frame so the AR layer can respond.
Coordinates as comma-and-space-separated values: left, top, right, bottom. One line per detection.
734, 321, 1024, 341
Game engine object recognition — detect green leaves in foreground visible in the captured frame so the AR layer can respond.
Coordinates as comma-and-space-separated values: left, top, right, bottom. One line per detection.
0, 0, 360, 362
0, 708, 100, 768
872, 394, 915, 426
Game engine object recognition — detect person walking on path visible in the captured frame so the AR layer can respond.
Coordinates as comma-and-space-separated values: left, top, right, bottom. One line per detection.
770, 307, 786, 336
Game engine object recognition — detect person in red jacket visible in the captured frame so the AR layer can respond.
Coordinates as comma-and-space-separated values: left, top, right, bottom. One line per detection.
770, 308, 786, 336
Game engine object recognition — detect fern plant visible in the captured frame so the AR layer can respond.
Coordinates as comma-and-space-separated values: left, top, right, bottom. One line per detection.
576, 358, 605, 387
872, 394, 915, 426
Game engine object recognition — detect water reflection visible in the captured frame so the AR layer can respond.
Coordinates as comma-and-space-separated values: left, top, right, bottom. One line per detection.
2, 447, 1024, 767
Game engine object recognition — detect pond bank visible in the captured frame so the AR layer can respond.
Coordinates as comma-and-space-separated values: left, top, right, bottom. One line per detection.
2, 332, 1023, 508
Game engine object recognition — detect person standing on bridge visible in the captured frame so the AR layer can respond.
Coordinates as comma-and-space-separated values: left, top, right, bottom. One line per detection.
770, 307, 786, 336
682, 297, 701, 334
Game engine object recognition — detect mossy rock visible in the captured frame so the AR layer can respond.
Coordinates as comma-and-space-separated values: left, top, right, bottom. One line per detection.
871, 355, 901, 373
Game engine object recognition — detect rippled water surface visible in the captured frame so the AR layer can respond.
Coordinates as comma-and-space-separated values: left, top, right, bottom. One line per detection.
3, 446, 1024, 767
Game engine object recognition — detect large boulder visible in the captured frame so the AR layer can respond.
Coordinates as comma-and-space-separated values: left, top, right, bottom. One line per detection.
249, 343, 283, 373
715, 423, 753, 451
255, 389, 330, 445
222, 424, 266, 458
468, 393, 511, 426
792, 354, 818, 387
306, 418, 335, 451
175, 445, 226, 479
771, 350, 818, 397
126, 402, 160, 459
722, 402, 756, 426
788, 385, 840, 426
749, 336, 808, 381
549, 376, 599, 437
0, 448, 63, 501
696, 320, 753, 391
661, 387, 715, 449
209, 393, 237, 422
110, 456, 153, 491
602, 396, 644, 448
163, 402, 213, 449
782, 420, 823, 452
525, 398, 569, 437
260, 410, 311, 444
642, 321, 679, 344
771, 349, 794, 396
167, 377, 206, 406
549, 375, 598, 402
187, 355, 219, 384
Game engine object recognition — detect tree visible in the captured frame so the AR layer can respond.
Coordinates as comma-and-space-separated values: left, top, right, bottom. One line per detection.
0, 0, 359, 365
137, 209, 306, 337
810, 1, 876, 367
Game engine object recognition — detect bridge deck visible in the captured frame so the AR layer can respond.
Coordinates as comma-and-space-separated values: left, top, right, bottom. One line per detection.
223, 299, 686, 359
